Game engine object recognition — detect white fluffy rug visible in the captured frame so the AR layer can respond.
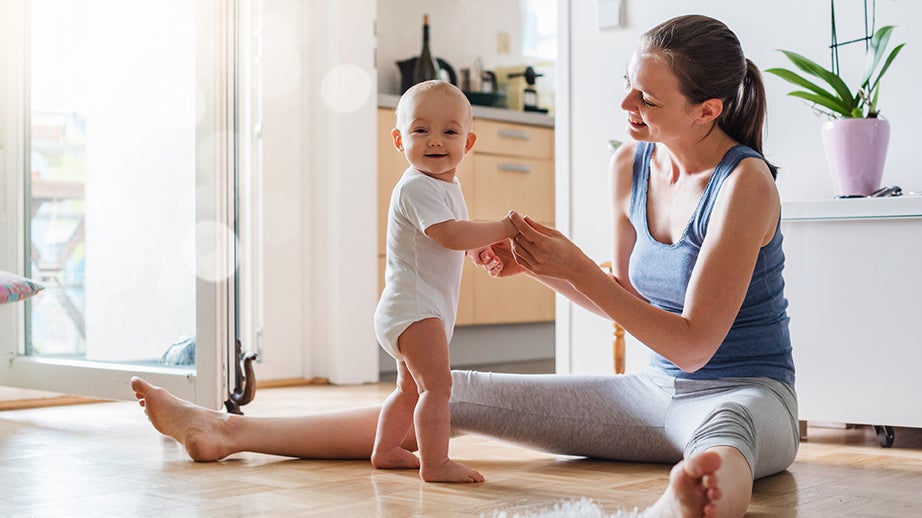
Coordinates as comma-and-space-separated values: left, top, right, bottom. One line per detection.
487, 498, 646, 518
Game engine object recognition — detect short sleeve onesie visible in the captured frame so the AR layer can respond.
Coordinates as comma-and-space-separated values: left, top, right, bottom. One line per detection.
373, 168, 468, 360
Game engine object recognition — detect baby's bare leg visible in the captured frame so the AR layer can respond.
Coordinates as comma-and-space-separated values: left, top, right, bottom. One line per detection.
371, 360, 421, 469
400, 318, 483, 483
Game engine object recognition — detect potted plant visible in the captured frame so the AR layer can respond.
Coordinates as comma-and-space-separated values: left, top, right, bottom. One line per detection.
765, 5, 905, 197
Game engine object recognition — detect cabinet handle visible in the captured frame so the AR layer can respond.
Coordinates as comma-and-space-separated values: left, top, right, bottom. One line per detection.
497, 129, 531, 140
497, 163, 531, 173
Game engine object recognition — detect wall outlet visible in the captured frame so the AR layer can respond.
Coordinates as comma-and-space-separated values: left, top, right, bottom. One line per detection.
497, 31, 511, 54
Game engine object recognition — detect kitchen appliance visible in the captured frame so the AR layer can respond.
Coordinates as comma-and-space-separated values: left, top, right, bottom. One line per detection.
396, 57, 457, 93
459, 64, 504, 107
497, 65, 548, 113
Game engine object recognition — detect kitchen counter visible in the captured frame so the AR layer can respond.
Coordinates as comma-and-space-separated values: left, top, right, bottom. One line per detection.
378, 93, 554, 128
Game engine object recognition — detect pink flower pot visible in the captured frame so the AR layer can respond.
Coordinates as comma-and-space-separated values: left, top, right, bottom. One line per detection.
821, 118, 890, 197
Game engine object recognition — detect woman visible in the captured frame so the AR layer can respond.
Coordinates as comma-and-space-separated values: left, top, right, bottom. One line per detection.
131, 14, 797, 518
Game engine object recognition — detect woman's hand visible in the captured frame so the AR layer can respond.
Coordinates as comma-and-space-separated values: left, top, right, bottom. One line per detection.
509, 211, 596, 280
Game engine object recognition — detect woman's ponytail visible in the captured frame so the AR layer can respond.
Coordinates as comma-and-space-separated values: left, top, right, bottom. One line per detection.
720, 59, 778, 178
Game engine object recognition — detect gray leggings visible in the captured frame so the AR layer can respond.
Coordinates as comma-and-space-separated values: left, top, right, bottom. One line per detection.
449, 368, 799, 480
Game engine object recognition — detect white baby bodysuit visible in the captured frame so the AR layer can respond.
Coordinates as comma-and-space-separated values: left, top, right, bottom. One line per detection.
374, 167, 468, 360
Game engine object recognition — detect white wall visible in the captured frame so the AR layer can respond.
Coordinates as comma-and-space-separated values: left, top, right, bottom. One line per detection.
256, 0, 379, 384
564, 1, 922, 375
302, 0, 379, 385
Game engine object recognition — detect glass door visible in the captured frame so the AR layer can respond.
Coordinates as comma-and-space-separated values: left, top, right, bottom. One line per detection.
0, 0, 242, 409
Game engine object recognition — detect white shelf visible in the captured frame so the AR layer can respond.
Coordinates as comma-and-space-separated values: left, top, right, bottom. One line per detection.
782, 195, 922, 221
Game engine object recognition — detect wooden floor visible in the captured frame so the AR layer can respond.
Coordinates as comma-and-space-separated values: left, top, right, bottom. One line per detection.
2, 380, 921, 517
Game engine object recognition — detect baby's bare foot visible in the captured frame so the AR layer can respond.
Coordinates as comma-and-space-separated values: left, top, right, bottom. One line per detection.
371, 447, 421, 470
420, 459, 484, 483
647, 450, 722, 518
130, 376, 232, 461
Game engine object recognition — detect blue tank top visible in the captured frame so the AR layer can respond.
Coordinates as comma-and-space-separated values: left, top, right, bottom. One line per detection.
628, 142, 795, 386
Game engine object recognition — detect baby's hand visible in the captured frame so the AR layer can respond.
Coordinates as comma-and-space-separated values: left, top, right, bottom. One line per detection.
469, 241, 523, 278
468, 246, 502, 275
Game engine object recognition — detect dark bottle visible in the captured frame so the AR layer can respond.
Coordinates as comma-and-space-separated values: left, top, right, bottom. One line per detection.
412, 14, 440, 85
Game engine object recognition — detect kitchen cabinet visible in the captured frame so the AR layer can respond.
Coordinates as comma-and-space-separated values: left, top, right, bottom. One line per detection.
376, 107, 555, 326
781, 197, 922, 436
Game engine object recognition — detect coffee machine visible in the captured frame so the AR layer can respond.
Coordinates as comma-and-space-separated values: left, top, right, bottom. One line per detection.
496, 65, 548, 113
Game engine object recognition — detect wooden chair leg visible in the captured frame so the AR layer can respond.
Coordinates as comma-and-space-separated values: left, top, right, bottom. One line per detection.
613, 322, 625, 374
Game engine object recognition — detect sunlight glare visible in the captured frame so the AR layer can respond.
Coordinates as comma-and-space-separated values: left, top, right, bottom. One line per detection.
320, 64, 372, 113
183, 220, 239, 283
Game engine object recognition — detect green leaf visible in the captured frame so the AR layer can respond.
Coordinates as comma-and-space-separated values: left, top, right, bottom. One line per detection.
773, 21, 903, 119
776, 50, 855, 107
868, 43, 905, 94
786, 91, 852, 118
765, 67, 853, 114
862, 25, 895, 87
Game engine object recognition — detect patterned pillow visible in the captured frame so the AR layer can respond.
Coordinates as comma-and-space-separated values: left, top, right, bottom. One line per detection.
0, 271, 45, 304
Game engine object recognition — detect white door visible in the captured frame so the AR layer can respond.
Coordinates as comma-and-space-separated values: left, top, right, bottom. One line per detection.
0, 0, 244, 409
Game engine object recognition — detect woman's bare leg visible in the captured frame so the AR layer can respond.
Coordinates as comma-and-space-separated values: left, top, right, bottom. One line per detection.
647, 446, 750, 518
371, 360, 421, 469
399, 318, 483, 483
130, 377, 406, 461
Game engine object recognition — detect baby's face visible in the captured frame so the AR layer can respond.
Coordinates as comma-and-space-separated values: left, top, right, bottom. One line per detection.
396, 90, 474, 180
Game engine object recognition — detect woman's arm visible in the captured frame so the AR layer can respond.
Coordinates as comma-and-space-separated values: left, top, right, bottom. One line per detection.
609, 142, 646, 301
466, 145, 642, 318
509, 157, 780, 373
518, 143, 644, 319
467, 225, 629, 319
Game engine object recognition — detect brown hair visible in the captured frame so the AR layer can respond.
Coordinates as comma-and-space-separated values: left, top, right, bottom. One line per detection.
641, 15, 778, 178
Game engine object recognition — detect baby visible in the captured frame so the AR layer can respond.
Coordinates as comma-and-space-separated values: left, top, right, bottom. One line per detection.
372, 80, 517, 482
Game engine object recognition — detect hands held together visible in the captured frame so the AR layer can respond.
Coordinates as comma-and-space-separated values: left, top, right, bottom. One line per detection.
469, 211, 589, 281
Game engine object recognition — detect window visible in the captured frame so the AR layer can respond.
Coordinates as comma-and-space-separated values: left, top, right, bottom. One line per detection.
28, 0, 198, 364
522, 0, 557, 61
1, 0, 251, 407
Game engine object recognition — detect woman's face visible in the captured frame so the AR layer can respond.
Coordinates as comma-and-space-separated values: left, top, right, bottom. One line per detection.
620, 49, 698, 143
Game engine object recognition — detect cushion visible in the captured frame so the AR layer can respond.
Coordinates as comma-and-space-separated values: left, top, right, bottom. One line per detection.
0, 271, 45, 304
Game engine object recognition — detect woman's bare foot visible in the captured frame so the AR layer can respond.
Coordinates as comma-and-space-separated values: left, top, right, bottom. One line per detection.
420, 459, 484, 483
371, 446, 421, 470
647, 450, 722, 518
130, 376, 232, 462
